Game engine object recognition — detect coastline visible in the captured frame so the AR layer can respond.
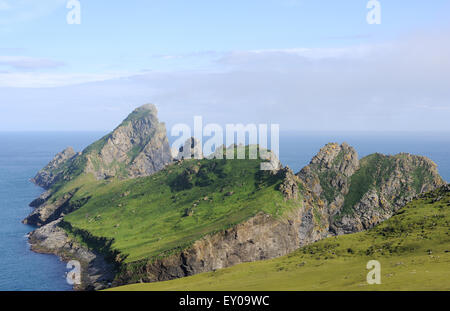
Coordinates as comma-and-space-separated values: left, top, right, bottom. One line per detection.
27, 218, 115, 291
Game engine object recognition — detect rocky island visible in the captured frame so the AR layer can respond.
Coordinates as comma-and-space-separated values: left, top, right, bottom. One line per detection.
25, 104, 446, 290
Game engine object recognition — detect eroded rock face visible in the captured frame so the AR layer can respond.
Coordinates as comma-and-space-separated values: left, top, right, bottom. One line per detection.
330, 153, 445, 234
116, 205, 329, 285
279, 166, 299, 200
297, 143, 445, 235
28, 219, 115, 291
31, 147, 78, 189
23, 192, 74, 226
29, 190, 53, 208
26, 104, 173, 227
27, 136, 446, 290
297, 142, 359, 203
173, 137, 204, 160
115, 144, 445, 286
84, 104, 173, 179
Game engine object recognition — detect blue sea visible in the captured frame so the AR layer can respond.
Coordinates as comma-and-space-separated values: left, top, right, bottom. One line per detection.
0, 131, 449, 291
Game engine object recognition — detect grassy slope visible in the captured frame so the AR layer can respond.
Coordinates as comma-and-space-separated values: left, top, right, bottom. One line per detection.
62, 155, 299, 263
109, 186, 450, 291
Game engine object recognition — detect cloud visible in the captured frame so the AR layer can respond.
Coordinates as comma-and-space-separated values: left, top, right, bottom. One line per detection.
0, 30, 449, 132
0, 55, 65, 70
0, 71, 138, 87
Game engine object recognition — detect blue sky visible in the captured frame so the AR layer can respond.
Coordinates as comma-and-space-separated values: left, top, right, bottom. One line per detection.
0, 0, 450, 131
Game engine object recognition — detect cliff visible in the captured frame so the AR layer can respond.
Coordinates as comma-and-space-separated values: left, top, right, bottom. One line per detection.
297, 143, 444, 235
31, 147, 79, 190
83, 104, 172, 180
24, 104, 172, 226
25, 106, 445, 290
112, 145, 444, 286
111, 184, 450, 291
28, 219, 116, 290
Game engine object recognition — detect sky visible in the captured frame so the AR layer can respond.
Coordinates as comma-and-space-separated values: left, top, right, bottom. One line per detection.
0, 0, 449, 132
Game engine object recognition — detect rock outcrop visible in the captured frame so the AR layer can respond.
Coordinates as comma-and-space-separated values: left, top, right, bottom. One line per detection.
115, 144, 444, 286
26, 109, 446, 291
24, 191, 75, 226
297, 143, 445, 235
116, 205, 328, 285
330, 152, 444, 234
84, 104, 172, 179
298, 142, 359, 207
172, 137, 203, 160
30, 104, 172, 190
26, 104, 172, 227
279, 166, 300, 200
28, 219, 115, 291
31, 147, 78, 189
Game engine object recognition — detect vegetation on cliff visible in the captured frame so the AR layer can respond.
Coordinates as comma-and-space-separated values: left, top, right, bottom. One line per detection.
25, 105, 446, 290
62, 151, 298, 263
109, 185, 450, 291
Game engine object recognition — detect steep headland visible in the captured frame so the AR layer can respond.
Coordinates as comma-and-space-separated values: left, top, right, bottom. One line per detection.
25, 104, 445, 290
24, 104, 172, 227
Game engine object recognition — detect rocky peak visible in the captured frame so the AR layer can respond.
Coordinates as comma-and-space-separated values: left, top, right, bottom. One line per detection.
173, 137, 203, 160
31, 147, 78, 189
307, 142, 359, 176
26, 104, 173, 226
297, 143, 359, 203
297, 142, 445, 236
84, 104, 173, 179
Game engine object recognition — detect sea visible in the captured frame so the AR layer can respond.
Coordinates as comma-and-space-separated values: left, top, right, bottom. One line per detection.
0, 131, 449, 291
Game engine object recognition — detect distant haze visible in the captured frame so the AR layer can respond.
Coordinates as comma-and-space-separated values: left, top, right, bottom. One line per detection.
0, 1, 449, 132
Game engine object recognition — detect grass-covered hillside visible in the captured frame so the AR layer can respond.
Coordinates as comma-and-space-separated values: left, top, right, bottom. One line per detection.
109, 185, 450, 291
60, 152, 298, 263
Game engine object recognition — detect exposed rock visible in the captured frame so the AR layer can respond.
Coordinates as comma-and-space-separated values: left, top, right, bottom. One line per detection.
31, 147, 78, 189
297, 142, 359, 202
23, 192, 75, 226
118, 145, 444, 286
297, 143, 445, 235
173, 137, 203, 160
29, 189, 53, 208
26, 104, 173, 227
279, 166, 299, 200
28, 219, 115, 291
26, 118, 447, 290
115, 207, 328, 285
84, 104, 173, 179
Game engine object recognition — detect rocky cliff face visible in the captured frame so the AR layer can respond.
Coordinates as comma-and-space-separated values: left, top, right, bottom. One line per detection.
116, 204, 328, 285
297, 143, 445, 235
28, 219, 115, 290
331, 152, 444, 234
31, 147, 79, 190
84, 104, 172, 180
24, 191, 75, 226
114, 144, 444, 286
26, 104, 172, 226
173, 137, 203, 160
298, 143, 359, 214
26, 119, 446, 290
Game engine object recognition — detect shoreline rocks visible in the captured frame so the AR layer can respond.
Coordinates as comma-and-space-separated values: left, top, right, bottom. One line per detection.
28, 219, 115, 291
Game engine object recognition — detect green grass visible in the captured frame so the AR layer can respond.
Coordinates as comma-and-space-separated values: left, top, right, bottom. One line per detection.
62, 155, 300, 263
109, 186, 450, 291
341, 154, 396, 216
